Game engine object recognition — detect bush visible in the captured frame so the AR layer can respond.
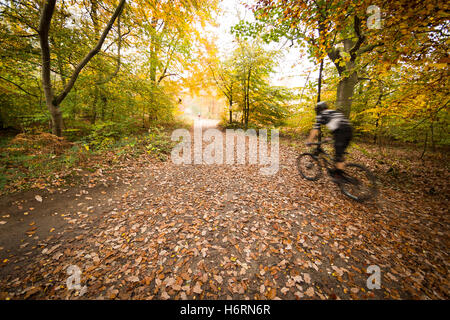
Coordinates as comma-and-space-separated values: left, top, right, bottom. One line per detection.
83, 120, 140, 150
143, 126, 176, 161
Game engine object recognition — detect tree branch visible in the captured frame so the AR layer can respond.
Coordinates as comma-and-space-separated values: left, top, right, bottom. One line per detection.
0, 76, 38, 97
96, 11, 124, 85
357, 42, 384, 55
157, 36, 179, 84
207, 62, 232, 101
157, 73, 177, 84
54, 0, 126, 105
327, 47, 345, 75
349, 15, 365, 61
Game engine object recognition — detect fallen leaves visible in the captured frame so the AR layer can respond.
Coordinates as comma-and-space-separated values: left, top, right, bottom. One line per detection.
0, 130, 448, 301
192, 282, 203, 295
281, 287, 289, 295
26, 225, 37, 235
23, 287, 40, 299
214, 275, 223, 284
127, 276, 140, 283
305, 287, 315, 297
266, 287, 277, 299
161, 291, 170, 300
303, 273, 311, 284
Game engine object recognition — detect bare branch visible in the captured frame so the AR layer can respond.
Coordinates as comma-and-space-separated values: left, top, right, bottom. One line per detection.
97, 11, 124, 85
0, 75, 38, 97
157, 73, 177, 84
54, 0, 126, 105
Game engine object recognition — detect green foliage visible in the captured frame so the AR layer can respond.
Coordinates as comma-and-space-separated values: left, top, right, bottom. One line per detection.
212, 37, 296, 128
249, 86, 296, 127
0, 0, 217, 135
236, 0, 449, 150
0, 133, 78, 192
143, 127, 176, 161
83, 120, 140, 151
0, 119, 183, 194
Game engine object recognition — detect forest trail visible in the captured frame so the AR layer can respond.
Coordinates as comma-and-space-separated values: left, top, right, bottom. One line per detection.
0, 122, 448, 300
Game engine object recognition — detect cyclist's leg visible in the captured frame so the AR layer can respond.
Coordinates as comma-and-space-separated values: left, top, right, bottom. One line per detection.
333, 126, 352, 175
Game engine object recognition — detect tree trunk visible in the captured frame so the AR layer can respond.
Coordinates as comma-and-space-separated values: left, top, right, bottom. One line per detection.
91, 86, 98, 124
430, 120, 435, 152
328, 38, 360, 118
228, 87, 233, 123
149, 18, 158, 84
91, 0, 100, 124
317, 59, 323, 102
149, 18, 159, 125
245, 68, 251, 129
38, 0, 126, 136
374, 112, 380, 144
336, 70, 358, 118
101, 93, 107, 121
49, 103, 63, 136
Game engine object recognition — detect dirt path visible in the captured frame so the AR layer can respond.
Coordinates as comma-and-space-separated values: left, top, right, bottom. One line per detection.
0, 122, 448, 300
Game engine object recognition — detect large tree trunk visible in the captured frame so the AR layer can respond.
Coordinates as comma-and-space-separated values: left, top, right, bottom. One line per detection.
39, 0, 126, 136
49, 103, 63, 136
328, 39, 359, 118
336, 69, 358, 118
40, 1, 62, 136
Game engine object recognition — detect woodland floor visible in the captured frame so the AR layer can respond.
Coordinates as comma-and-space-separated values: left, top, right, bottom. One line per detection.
0, 120, 448, 300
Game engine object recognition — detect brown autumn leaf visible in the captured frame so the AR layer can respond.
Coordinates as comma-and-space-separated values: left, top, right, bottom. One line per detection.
0, 126, 447, 302
161, 291, 170, 300
303, 273, 311, 284
266, 287, 276, 299
192, 282, 202, 295
214, 275, 223, 284
305, 287, 315, 297
23, 287, 40, 299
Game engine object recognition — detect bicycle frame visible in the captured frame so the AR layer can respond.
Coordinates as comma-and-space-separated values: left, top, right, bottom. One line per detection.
313, 146, 334, 172
299, 141, 377, 201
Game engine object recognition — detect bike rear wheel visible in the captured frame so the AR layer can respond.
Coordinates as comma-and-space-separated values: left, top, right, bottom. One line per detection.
296, 153, 322, 181
338, 163, 377, 202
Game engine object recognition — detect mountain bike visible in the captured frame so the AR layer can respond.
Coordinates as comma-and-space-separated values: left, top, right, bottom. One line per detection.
296, 139, 377, 202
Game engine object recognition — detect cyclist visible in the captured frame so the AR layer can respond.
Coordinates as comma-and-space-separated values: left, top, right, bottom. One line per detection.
305, 101, 353, 181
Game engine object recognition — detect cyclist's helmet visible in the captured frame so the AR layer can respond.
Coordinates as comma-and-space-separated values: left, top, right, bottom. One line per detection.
315, 101, 328, 114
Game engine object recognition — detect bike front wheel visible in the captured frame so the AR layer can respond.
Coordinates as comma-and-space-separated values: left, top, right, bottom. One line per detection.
338, 163, 377, 202
296, 153, 322, 181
